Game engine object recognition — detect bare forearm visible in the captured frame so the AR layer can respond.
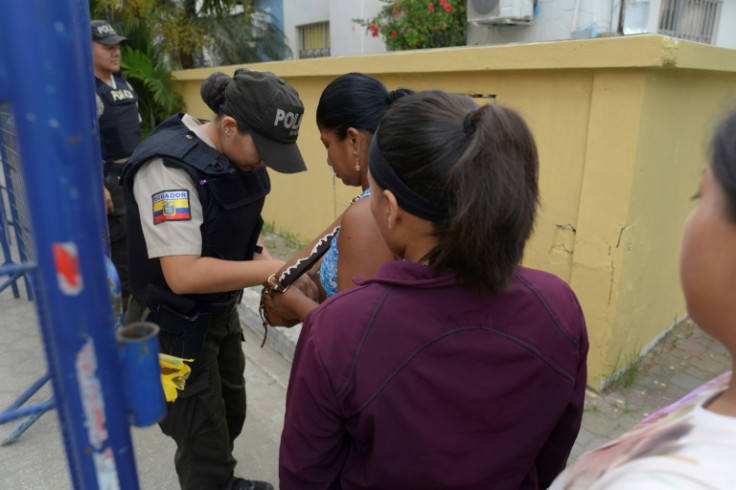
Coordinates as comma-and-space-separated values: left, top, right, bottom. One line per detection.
269, 286, 319, 323
287, 293, 319, 322
161, 255, 283, 295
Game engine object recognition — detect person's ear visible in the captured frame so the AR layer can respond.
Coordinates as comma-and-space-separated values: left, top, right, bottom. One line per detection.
383, 189, 401, 230
346, 127, 366, 172
222, 116, 237, 136
346, 127, 361, 154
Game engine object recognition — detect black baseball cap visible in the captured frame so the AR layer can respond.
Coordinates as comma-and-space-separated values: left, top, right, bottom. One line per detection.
91, 20, 127, 46
224, 69, 307, 174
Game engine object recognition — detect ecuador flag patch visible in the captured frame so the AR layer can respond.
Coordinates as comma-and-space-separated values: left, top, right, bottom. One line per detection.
152, 190, 191, 224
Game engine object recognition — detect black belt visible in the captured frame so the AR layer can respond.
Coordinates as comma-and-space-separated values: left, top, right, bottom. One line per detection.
137, 288, 243, 322
196, 290, 243, 318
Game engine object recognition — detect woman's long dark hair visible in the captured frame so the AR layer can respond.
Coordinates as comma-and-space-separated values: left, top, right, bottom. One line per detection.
316, 72, 412, 139
375, 90, 539, 292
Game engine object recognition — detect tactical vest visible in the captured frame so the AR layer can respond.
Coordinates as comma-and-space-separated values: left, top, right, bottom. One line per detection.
96, 74, 141, 163
121, 114, 270, 305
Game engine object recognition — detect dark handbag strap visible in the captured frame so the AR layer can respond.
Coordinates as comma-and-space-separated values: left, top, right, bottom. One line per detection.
276, 226, 339, 289
258, 225, 340, 347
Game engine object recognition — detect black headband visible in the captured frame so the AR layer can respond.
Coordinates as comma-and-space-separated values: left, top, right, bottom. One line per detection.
368, 136, 447, 222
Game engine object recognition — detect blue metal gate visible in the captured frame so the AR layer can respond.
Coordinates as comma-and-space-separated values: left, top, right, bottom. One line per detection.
0, 2, 154, 488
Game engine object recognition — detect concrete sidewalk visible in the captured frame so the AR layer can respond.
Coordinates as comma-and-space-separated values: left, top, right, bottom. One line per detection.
570, 317, 732, 461
0, 285, 731, 489
0, 288, 291, 490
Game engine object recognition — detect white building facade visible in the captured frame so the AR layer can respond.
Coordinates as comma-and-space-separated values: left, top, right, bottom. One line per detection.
467, 0, 735, 50
282, 0, 387, 59
281, 0, 735, 60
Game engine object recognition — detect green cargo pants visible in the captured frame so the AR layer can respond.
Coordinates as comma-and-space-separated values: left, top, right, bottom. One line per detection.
127, 298, 247, 490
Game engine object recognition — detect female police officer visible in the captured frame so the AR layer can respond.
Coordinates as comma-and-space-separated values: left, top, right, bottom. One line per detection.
121, 69, 309, 490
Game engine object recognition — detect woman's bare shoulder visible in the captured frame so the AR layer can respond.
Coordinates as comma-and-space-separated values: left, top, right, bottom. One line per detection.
340, 197, 372, 229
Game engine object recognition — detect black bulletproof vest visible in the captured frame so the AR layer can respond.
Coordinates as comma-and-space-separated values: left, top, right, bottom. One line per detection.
96, 74, 141, 163
121, 114, 270, 305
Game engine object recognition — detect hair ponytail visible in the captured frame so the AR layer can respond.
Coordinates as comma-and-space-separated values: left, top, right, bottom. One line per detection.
436, 103, 539, 291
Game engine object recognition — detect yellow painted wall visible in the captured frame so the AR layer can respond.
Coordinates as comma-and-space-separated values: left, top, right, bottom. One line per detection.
172, 35, 736, 388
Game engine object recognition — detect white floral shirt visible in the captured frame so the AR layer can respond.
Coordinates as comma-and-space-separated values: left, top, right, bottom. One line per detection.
551, 371, 736, 489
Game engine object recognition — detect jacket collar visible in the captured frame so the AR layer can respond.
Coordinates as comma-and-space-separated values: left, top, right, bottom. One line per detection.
355, 260, 461, 289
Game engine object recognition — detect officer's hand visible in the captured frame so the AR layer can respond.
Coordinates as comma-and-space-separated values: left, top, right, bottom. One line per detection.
291, 274, 319, 302
104, 187, 114, 214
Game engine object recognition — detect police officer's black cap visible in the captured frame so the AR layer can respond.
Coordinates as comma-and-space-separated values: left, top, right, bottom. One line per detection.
202, 69, 307, 174
91, 20, 127, 46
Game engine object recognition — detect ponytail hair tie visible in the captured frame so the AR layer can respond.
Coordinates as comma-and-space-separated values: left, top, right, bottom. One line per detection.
463, 109, 477, 136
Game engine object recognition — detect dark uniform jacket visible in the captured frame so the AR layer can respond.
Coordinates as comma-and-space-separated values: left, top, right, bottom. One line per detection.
96, 74, 141, 164
120, 114, 270, 357
281, 262, 589, 490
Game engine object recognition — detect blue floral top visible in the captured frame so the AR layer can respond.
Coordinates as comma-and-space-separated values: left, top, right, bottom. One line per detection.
319, 188, 371, 297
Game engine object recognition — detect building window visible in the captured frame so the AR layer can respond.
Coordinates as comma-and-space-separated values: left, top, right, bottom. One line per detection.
658, 0, 722, 44
298, 21, 330, 59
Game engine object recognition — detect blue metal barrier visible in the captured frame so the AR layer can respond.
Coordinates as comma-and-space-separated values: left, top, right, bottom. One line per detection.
0, 255, 132, 447
0, 2, 154, 488
0, 373, 54, 445
0, 105, 35, 300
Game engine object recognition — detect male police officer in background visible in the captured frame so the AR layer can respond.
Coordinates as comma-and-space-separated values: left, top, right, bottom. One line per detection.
92, 19, 141, 309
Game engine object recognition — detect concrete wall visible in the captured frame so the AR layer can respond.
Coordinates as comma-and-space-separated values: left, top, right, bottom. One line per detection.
171, 35, 736, 388
328, 0, 386, 57
281, 0, 329, 55
715, 0, 736, 48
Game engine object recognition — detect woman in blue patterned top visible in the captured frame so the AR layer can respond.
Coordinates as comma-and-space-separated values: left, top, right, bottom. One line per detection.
269, 73, 412, 321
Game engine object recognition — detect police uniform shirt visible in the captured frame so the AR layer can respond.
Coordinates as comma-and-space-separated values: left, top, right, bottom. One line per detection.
133, 114, 208, 259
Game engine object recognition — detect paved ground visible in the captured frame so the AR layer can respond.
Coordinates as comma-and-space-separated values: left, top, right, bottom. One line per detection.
0, 285, 290, 490
0, 281, 731, 488
570, 317, 732, 461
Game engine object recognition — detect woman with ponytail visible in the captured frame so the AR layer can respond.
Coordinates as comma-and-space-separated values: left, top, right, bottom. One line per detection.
279, 90, 588, 489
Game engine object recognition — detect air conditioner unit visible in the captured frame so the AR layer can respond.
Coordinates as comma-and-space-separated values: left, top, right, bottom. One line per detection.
467, 0, 535, 25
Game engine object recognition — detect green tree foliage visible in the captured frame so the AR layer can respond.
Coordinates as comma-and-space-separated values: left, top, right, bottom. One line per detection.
195, 0, 290, 64
90, 0, 184, 135
89, 0, 291, 134
204, 10, 292, 66
120, 41, 182, 134
354, 0, 467, 51
92, 0, 291, 68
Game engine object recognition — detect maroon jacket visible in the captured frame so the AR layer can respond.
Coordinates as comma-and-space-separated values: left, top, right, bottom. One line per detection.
280, 261, 588, 490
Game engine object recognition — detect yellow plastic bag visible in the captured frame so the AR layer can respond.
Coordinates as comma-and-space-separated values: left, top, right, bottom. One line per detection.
159, 353, 193, 402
